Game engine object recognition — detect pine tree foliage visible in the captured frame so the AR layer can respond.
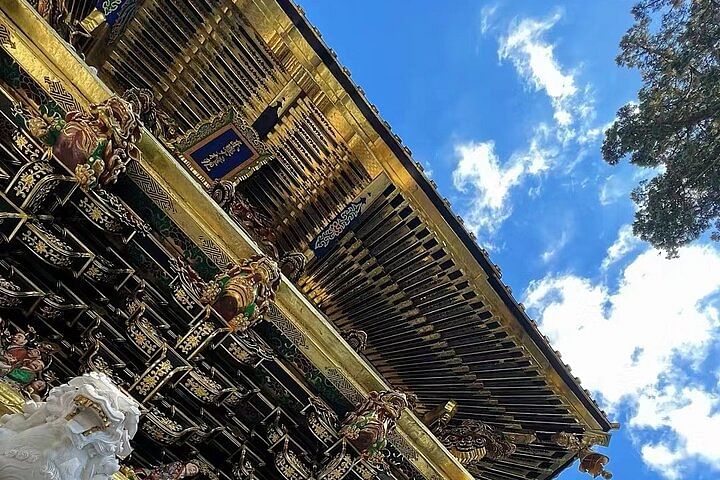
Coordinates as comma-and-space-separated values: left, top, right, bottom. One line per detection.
602, 0, 720, 256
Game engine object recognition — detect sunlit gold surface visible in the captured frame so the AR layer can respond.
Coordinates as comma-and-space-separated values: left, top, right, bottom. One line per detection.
79, 9, 105, 34
0, 382, 24, 415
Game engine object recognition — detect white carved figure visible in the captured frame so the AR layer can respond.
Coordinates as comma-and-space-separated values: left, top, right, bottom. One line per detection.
0, 372, 141, 480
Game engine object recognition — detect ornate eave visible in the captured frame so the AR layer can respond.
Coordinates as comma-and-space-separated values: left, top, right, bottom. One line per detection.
267, 0, 611, 434
266, 0, 611, 432
0, 2, 473, 479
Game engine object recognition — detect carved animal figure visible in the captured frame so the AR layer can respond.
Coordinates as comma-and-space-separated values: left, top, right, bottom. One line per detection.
172, 254, 281, 333
0, 322, 57, 398
0, 372, 141, 480
339, 390, 415, 463
28, 96, 142, 190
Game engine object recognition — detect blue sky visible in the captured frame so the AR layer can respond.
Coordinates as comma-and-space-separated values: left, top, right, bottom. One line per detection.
299, 1, 720, 479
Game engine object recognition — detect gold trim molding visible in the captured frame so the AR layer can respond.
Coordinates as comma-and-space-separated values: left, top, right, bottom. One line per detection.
0, 382, 24, 416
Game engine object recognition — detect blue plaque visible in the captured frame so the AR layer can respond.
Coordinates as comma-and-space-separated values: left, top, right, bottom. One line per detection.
172, 108, 271, 188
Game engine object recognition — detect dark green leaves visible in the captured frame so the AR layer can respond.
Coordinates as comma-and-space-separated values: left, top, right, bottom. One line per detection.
602, 0, 720, 256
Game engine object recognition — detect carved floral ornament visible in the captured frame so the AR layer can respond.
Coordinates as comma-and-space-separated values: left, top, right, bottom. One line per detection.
553, 432, 613, 479
120, 462, 198, 480
230, 446, 257, 480
117, 457, 221, 479
172, 254, 281, 334
338, 389, 417, 465
435, 420, 537, 471
424, 401, 537, 472
342, 329, 368, 353
121, 87, 179, 141
425, 402, 609, 479
210, 180, 307, 282
27, 95, 142, 190
202, 255, 280, 333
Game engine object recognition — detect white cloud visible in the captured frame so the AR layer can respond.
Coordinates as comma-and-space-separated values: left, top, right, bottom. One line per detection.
524, 242, 720, 477
601, 224, 642, 270
578, 119, 612, 145
452, 138, 553, 236
514, 123, 558, 174
453, 141, 520, 209
541, 229, 569, 264
599, 173, 637, 205
496, 11, 605, 150
480, 5, 498, 34
634, 387, 720, 478
498, 12, 582, 129
641, 443, 682, 479
499, 12, 575, 97
600, 167, 663, 206
452, 141, 521, 233
452, 11, 610, 241
421, 160, 434, 179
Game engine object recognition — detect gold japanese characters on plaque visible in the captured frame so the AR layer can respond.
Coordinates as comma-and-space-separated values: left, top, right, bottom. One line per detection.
170, 108, 272, 189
